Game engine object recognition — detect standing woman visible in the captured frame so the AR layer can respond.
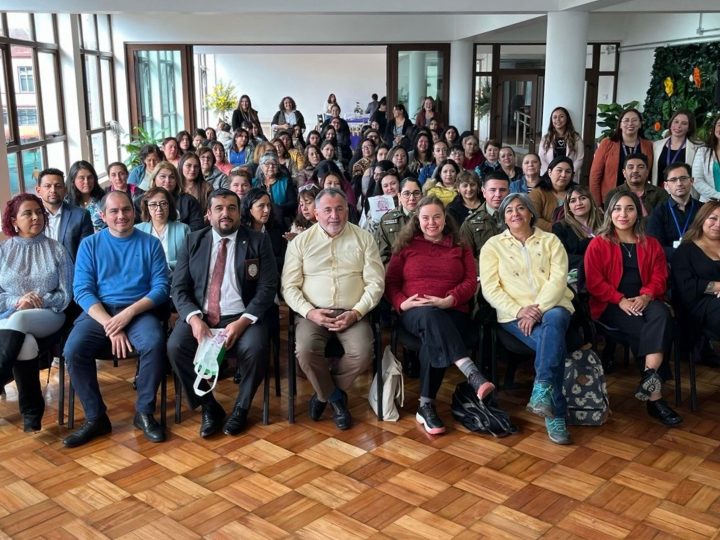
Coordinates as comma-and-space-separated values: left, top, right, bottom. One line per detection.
692, 114, 720, 202
511, 153, 542, 194
529, 156, 576, 231
584, 191, 681, 426
652, 110, 698, 185
448, 170, 482, 226
552, 185, 603, 271
148, 161, 204, 231
499, 146, 523, 182
228, 129, 252, 168
135, 187, 190, 272
539, 106, 585, 175
325, 93, 338, 116
415, 97, 440, 129
65, 160, 105, 230
212, 142, 233, 175
385, 196, 494, 434
232, 95, 262, 134
271, 96, 306, 136
589, 108, 653, 205
384, 104, 413, 147
480, 193, 575, 444
179, 152, 210, 214
128, 144, 161, 189
0, 193, 73, 431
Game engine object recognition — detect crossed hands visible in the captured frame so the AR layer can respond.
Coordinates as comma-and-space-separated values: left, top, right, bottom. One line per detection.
307, 308, 359, 332
400, 294, 454, 312
618, 295, 651, 317
15, 292, 43, 311
516, 304, 543, 336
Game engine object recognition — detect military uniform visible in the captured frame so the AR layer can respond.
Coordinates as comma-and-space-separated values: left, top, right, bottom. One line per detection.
375, 208, 411, 264
603, 182, 669, 215
460, 203, 501, 259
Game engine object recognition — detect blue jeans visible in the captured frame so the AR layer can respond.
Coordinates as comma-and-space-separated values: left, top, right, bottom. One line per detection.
500, 306, 571, 417
63, 310, 166, 421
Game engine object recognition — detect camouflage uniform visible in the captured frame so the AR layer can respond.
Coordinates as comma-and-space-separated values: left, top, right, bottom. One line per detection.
460, 203, 501, 259
375, 208, 411, 264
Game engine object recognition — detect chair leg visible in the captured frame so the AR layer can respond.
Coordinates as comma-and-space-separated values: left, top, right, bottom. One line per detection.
58, 356, 65, 426
374, 323, 383, 422
490, 328, 499, 390
690, 344, 698, 412
288, 329, 296, 424
68, 381, 75, 429
273, 337, 281, 398
174, 373, 182, 424
263, 363, 270, 425
673, 338, 682, 407
160, 372, 167, 429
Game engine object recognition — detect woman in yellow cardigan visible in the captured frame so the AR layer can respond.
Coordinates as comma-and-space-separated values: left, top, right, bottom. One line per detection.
480, 193, 574, 445
423, 158, 460, 207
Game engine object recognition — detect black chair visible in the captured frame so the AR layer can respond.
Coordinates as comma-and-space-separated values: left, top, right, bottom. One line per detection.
286, 309, 383, 423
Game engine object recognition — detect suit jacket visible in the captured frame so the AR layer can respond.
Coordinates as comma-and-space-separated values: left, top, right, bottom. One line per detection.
57, 202, 94, 262
171, 225, 278, 324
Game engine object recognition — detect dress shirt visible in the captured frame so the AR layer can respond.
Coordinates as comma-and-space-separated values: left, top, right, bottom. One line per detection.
282, 222, 385, 318
45, 205, 62, 241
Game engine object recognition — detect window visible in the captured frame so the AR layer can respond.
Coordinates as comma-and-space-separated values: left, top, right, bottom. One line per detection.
17, 107, 37, 125
17, 65, 33, 92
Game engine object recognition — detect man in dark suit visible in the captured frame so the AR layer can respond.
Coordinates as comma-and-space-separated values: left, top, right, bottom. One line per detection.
168, 188, 278, 437
35, 168, 93, 262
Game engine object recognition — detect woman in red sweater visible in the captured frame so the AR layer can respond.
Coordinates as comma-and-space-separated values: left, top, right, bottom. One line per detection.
385, 196, 494, 435
584, 191, 681, 426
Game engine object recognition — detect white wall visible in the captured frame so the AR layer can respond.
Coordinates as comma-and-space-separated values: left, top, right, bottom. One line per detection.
207, 48, 386, 126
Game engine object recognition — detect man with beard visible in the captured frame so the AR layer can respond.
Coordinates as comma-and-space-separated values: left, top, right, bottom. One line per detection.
604, 154, 668, 215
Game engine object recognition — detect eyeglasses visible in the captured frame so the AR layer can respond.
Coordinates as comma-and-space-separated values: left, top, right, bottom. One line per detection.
666, 175, 691, 183
148, 201, 169, 209
400, 190, 422, 199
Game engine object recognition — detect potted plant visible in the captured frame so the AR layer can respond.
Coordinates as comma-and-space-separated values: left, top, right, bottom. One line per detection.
205, 81, 238, 123
123, 126, 162, 168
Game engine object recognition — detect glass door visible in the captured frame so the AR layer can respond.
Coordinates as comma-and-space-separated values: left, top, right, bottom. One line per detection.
388, 44, 450, 127
495, 73, 543, 156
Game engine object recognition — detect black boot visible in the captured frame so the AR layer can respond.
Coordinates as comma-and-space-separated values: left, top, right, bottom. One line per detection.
12, 357, 45, 432
0, 330, 25, 387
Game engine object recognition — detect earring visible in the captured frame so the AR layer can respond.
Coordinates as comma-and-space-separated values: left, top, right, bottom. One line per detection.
13, 226, 18, 233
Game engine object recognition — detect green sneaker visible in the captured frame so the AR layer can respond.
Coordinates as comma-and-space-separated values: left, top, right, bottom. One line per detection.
527, 382, 554, 418
545, 417, 572, 445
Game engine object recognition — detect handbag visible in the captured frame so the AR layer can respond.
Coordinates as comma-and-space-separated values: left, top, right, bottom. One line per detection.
368, 346, 404, 421
562, 348, 610, 426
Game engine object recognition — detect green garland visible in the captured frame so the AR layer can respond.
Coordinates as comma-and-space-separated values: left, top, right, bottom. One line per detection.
642, 42, 720, 141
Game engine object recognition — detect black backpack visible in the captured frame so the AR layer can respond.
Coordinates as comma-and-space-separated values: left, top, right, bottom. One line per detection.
451, 382, 519, 437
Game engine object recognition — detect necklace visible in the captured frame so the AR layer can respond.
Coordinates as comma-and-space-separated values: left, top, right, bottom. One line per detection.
620, 242, 635, 258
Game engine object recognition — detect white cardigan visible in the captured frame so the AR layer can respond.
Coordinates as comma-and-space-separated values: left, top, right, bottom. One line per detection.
691, 146, 720, 202
651, 137, 699, 185
538, 135, 584, 177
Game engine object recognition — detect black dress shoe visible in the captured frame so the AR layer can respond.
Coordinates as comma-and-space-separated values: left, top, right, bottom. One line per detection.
223, 404, 248, 436
329, 390, 352, 430
647, 399, 683, 427
200, 401, 226, 438
133, 412, 165, 443
308, 393, 327, 421
63, 413, 112, 448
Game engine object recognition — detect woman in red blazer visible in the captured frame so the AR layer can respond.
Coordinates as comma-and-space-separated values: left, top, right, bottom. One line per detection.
589, 108, 653, 205
584, 191, 680, 426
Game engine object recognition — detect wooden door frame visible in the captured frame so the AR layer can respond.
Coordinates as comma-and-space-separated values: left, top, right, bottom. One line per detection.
493, 70, 543, 153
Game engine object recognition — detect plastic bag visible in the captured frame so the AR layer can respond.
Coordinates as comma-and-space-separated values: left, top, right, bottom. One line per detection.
192, 329, 227, 397
368, 346, 404, 421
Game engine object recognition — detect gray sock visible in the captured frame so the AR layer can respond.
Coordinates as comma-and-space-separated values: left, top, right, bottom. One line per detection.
455, 357, 479, 378
419, 396, 434, 407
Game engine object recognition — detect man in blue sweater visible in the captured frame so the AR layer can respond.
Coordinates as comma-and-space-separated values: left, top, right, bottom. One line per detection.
63, 191, 170, 447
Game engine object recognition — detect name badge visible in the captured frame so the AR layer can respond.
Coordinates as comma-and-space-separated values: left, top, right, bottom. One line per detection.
245, 258, 259, 280
673, 239, 681, 249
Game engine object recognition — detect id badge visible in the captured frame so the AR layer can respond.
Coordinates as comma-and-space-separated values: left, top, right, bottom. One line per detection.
673, 239, 681, 249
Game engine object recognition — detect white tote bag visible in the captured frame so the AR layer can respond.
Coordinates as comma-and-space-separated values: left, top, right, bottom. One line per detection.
368, 346, 404, 421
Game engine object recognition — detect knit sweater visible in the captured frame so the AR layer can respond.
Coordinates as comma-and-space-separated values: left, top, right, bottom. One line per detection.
385, 235, 477, 313
73, 228, 169, 312
0, 234, 73, 319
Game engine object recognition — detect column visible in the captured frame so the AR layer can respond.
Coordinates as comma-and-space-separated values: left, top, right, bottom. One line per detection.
407, 51, 425, 117
542, 11, 589, 132
449, 39, 473, 132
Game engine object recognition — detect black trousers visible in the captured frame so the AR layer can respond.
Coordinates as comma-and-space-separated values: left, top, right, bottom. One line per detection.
400, 307, 472, 399
168, 314, 268, 411
600, 300, 671, 358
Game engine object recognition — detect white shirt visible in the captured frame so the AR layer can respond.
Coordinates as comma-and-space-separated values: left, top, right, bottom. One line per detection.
45, 205, 63, 241
149, 224, 170, 265
186, 229, 257, 325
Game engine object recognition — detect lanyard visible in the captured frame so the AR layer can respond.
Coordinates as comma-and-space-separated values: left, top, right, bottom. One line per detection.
668, 198, 694, 238
621, 141, 640, 158
665, 138, 687, 167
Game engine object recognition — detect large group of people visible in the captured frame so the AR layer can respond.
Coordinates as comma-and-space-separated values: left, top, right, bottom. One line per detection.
2, 92, 720, 449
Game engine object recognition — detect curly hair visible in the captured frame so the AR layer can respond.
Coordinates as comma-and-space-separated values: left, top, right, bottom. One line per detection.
392, 196, 462, 253
2, 193, 47, 237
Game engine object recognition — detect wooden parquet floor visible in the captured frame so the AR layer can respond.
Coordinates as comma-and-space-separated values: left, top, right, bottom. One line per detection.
2, 326, 720, 538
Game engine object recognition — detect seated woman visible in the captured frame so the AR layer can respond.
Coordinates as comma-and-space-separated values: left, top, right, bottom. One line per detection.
197, 146, 228, 190
106, 162, 144, 223
448, 170, 482, 225
510, 153, 542, 194
408, 131, 433, 175
499, 146, 523, 183
480, 193, 575, 445
423, 158, 459, 207
148, 161, 204, 231
161, 137, 180, 168
584, 191, 681, 426
272, 137, 299, 181
179, 152, 211, 215
241, 187, 286, 274
477, 140, 500, 177
129, 144, 162, 189
228, 129, 252, 168
135, 187, 190, 272
65, 160, 106, 231
360, 169, 400, 234
462, 134, 485, 172
212, 142, 233, 176
228, 168, 253, 201
315, 160, 358, 222
0, 193, 73, 431
386, 196, 494, 435
375, 178, 422, 264
296, 144, 322, 186
552, 185, 603, 271
529, 156, 576, 231
285, 183, 320, 241
176, 130, 193, 155
252, 152, 298, 229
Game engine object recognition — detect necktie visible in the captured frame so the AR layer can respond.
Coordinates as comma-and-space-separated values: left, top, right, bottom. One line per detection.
206, 238, 228, 327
